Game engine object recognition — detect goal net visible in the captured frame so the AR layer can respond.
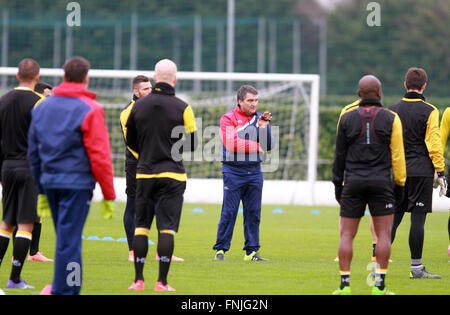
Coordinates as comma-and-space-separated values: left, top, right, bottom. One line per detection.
0, 68, 320, 196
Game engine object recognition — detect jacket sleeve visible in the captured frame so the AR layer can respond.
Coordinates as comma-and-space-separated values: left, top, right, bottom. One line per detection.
390, 114, 407, 186
125, 107, 138, 155
183, 105, 198, 152
425, 108, 445, 172
81, 106, 116, 201
440, 107, 450, 152
220, 115, 260, 153
332, 115, 348, 186
119, 101, 139, 159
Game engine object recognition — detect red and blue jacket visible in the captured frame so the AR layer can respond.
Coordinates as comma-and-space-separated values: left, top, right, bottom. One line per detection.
28, 82, 116, 200
220, 105, 273, 173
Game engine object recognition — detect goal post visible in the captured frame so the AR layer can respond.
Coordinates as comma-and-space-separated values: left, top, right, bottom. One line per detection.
0, 67, 320, 205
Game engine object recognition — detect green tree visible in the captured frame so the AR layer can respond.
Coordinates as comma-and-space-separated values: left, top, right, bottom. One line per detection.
327, 0, 449, 97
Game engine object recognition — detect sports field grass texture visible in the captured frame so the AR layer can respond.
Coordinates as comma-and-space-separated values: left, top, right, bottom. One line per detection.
0, 203, 449, 295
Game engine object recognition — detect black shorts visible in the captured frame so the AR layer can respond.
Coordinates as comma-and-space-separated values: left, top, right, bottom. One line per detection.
1, 160, 38, 226
340, 180, 395, 218
125, 162, 137, 198
397, 177, 433, 214
135, 178, 186, 233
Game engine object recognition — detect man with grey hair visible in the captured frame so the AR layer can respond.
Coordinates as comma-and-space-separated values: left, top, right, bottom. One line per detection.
213, 85, 273, 262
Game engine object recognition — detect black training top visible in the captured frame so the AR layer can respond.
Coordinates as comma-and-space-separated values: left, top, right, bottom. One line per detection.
333, 98, 406, 187
125, 82, 197, 182
389, 92, 444, 177
0, 87, 44, 171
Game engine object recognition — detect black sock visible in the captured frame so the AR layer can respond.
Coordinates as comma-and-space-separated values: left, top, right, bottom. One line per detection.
10, 232, 31, 283
372, 242, 377, 259
133, 234, 148, 282
339, 271, 350, 289
0, 232, 12, 267
29, 222, 41, 256
157, 232, 174, 286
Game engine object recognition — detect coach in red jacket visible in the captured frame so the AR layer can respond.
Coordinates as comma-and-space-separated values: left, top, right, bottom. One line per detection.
213, 85, 273, 262
28, 57, 115, 295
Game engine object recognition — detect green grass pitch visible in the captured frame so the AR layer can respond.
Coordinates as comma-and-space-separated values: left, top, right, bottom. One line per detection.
1, 203, 449, 295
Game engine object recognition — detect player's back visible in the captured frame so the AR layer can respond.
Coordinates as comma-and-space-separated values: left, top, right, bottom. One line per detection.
0, 88, 43, 160
131, 82, 192, 175
390, 94, 437, 176
390, 99, 433, 148
337, 100, 398, 182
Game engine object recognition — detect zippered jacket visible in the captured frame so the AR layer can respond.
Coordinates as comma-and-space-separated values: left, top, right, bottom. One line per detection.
28, 82, 116, 200
390, 92, 444, 177
333, 99, 406, 187
220, 105, 273, 172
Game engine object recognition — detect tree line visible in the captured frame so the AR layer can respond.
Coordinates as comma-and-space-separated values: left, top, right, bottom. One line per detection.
0, 0, 447, 97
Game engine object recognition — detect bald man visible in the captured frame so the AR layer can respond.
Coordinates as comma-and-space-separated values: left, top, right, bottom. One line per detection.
332, 75, 406, 295
154, 59, 178, 84
125, 59, 197, 292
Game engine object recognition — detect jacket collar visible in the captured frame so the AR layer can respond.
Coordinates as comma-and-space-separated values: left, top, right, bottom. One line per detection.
235, 105, 257, 118
132, 94, 139, 101
53, 82, 97, 99
404, 91, 425, 101
359, 98, 383, 107
152, 82, 175, 96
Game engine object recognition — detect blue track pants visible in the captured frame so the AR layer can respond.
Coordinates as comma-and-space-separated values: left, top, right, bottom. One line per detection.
46, 189, 92, 295
213, 171, 263, 253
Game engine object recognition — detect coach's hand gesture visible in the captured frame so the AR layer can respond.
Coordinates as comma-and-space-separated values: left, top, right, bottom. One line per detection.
257, 112, 272, 129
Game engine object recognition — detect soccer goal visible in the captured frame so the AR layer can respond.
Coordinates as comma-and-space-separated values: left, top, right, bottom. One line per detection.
0, 67, 320, 205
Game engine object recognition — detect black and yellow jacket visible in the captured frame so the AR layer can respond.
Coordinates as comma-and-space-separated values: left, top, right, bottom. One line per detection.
333, 99, 406, 187
390, 92, 444, 177
125, 82, 197, 182
0, 87, 45, 176
120, 94, 139, 163
337, 99, 360, 128
440, 107, 450, 153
